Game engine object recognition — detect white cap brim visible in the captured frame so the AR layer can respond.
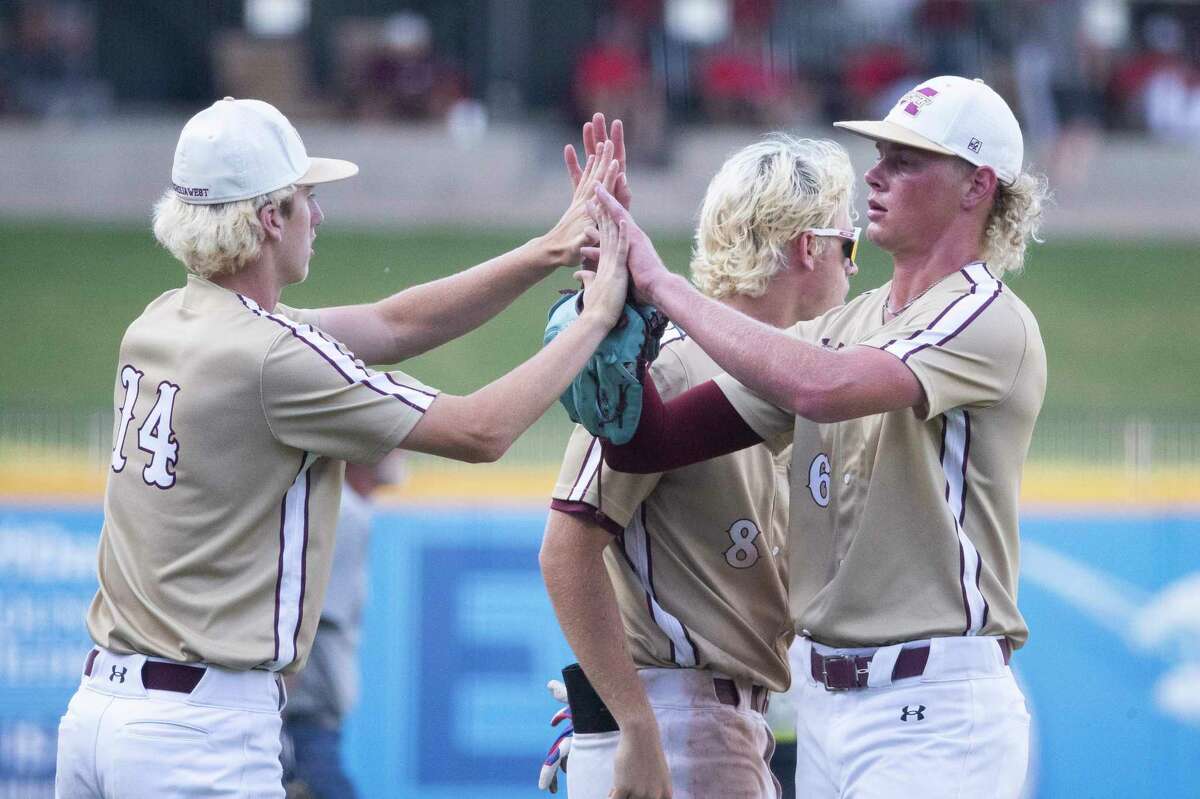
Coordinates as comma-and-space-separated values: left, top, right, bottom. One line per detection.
297, 157, 359, 186
834, 120, 957, 157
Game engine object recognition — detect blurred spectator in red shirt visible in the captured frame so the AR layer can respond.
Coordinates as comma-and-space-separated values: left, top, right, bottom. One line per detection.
8, 0, 109, 119
576, 20, 645, 104
353, 11, 465, 121
697, 38, 798, 125
1110, 12, 1200, 139
574, 8, 667, 161
842, 42, 922, 118
695, 3, 814, 127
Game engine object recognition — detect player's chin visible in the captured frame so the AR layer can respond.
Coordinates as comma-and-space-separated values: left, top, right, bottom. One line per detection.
864, 220, 889, 248
287, 261, 312, 285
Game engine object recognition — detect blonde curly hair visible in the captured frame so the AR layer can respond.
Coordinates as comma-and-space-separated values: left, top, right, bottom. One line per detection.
980, 171, 1051, 277
152, 186, 297, 279
690, 136, 856, 299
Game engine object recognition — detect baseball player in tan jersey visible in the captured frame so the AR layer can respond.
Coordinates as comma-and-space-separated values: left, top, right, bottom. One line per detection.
54, 97, 633, 799
592, 76, 1049, 798
540, 135, 860, 799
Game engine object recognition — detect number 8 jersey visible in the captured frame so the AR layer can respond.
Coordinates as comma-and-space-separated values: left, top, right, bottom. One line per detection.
87, 275, 438, 674
551, 325, 794, 692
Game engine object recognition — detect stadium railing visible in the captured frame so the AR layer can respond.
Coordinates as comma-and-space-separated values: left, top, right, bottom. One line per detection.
1, 408, 1197, 505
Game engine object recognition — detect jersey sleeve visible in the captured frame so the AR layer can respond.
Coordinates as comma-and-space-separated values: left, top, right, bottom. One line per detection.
274, 303, 320, 328
260, 323, 439, 464
716, 313, 839, 452
552, 425, 663, 529
550, 335, 698, 527
711, 375, 794, 455
707, 317, 815, 454
862, 289, 1028, 420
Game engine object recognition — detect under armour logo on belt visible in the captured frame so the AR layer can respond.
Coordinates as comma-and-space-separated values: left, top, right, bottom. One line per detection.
109, 665, 128, 683
900, 704, 926, 722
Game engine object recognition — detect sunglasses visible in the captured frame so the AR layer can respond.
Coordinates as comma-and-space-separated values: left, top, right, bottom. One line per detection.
805, 226, 861, 264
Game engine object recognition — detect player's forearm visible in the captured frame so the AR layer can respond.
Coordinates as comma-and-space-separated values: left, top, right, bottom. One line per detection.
540, 512, 660, 730
405, 311, 613, 463
471, 311, 615, 458
318, 237, 563, 366
376, 236, 567, 359
645, 273, 857, 421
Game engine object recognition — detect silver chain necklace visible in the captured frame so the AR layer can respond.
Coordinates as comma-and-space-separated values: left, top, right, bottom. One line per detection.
884, 263, 985, 318
883, 282, 936, 318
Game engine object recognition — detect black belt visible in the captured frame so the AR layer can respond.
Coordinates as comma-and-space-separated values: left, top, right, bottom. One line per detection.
562, 662, 770, 732
84, 649, 206, 693
811, 638, 1012, 691
714, 678, 770, 714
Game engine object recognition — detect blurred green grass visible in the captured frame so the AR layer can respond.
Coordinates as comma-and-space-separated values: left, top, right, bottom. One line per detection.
1, 221, 1197, 418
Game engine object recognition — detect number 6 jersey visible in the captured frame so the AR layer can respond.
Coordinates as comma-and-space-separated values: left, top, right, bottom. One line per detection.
551, 326, 793, 692
716, 262, 1047, 650
87, 275, 437, 674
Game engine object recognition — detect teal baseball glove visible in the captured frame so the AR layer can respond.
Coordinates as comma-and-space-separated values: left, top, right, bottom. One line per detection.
544, 289, 669, 444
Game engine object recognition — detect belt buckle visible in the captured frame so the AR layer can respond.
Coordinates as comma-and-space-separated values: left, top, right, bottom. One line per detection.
821, 654, 868, 691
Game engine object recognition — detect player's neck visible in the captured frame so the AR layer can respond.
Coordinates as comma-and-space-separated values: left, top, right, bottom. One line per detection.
887, 215, 988, 312
211, 261, 282, 312
888, 240, 983, 313
724, 272, 826, 328
724, 293, 793, 329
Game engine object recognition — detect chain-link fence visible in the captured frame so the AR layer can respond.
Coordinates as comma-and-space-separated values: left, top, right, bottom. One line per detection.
1028, 414, 1200, 470
2, 407, 1197, 495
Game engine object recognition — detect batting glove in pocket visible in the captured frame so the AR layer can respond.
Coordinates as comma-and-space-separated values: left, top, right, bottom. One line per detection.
538, 679, 574, 793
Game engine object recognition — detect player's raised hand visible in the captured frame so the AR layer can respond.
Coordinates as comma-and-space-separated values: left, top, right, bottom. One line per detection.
543, 139, 621, 267
590, 184, 670, 306
576, 195, 630, 328
565, 112, 632, 209
610, 720, 673, 799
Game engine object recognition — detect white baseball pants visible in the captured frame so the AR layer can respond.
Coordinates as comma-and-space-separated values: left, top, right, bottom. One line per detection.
567, 668, 779, 799
790, 636, 1030, 798
55, 648, 286, 798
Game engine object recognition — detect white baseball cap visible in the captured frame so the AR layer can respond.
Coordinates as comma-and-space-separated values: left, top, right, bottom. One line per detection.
170, 97, 358, 204
835, 76, 1023, 185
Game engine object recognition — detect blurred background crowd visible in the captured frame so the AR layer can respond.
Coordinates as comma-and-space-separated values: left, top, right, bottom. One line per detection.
2, 0, 1199, 170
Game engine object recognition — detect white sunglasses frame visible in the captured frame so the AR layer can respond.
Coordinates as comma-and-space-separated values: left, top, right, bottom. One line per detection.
803, 226, 862, 263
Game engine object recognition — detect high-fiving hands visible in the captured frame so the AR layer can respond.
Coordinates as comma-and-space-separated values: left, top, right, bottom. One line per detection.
585, 183, 672, 307
567, 113, 632, 274
575, 196, 630, 328
543, 138, 622, 268
566, 112, 632, 210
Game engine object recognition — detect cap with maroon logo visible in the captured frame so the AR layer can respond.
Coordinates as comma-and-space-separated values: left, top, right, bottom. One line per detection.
835, 76, 1023, 185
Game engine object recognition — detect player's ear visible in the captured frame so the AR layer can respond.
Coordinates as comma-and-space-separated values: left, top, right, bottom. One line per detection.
258, 201, 284, 242
790, 232, 817, 273
962, 165, 997, 212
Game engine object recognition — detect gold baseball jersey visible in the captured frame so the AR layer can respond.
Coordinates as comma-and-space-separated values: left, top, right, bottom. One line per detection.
86, 275, 437, 673
552, 326, 793, 691
716, 262, 1046, 649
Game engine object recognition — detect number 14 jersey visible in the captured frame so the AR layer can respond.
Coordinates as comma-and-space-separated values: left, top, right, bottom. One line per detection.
87, 275, 436, 674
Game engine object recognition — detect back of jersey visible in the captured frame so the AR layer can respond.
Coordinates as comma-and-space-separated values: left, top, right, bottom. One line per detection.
88, 275, 432, 673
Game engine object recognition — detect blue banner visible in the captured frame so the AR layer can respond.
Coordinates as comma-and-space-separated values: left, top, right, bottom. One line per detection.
1, 505, 1197, 797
